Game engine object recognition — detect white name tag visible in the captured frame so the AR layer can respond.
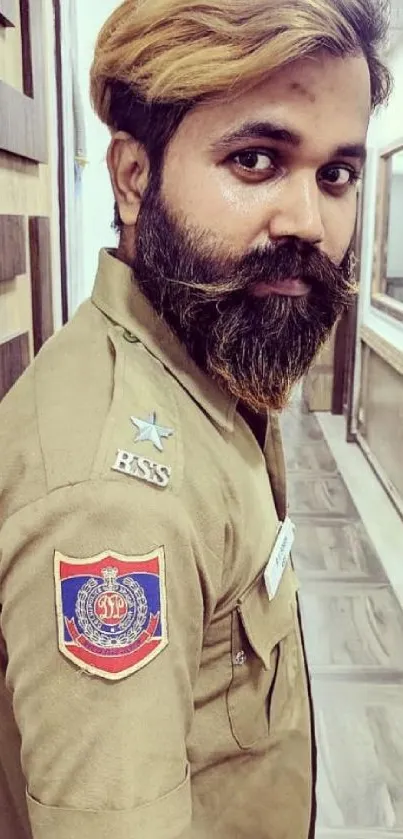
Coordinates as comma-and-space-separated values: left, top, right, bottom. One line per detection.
264, 517, 296, 601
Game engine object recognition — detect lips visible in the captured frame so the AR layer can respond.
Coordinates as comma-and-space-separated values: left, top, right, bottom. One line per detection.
251, 278, 312, 298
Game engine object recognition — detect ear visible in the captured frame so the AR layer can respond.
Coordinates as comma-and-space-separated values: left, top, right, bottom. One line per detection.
107, 131, 150, 226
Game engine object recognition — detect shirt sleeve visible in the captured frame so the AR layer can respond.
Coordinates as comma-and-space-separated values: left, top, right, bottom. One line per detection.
0, 478, 213, 839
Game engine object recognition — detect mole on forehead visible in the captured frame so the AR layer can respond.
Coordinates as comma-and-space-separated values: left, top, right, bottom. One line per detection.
289, 81, 316, 103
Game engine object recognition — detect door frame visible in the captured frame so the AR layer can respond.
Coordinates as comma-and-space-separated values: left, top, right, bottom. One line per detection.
335, 173, 367, 438
53, 0, 69, 324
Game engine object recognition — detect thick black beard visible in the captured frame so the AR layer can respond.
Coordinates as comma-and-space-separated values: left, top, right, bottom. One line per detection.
131, 176, 356, 411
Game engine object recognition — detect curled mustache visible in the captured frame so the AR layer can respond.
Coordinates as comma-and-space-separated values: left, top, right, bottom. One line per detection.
147, 236, 357, 336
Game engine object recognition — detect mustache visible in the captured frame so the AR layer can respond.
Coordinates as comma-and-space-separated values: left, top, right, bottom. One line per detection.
159, 236, 357, 302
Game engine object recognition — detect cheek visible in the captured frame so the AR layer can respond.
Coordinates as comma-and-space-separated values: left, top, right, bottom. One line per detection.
162, 158, 266, 251
323, 194, 358, 263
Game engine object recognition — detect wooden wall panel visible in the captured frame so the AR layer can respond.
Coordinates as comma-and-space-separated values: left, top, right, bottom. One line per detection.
0, 0, 47, 162
0, 0, 23, 90
29, 216, 53, 354
0, 0, 16, 27
0, 0, 62, 403
0, 215, 26, 282
0, 331, 29, 399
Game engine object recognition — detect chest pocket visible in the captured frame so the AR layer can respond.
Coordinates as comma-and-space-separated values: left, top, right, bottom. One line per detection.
227, 565, 298, 750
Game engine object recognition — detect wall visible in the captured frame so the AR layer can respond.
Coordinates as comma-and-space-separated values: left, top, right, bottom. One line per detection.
68, 0, 119, 313
360, 348, 403, 502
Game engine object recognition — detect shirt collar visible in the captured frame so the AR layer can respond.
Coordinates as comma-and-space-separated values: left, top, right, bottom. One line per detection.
91, 249, 237, 432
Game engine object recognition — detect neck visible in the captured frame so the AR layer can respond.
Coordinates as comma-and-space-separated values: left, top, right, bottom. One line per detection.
117, 227, 136, 266
238, 402, 267, 451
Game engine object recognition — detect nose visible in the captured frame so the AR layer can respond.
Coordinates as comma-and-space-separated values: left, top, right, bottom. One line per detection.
268, 172, 325, 246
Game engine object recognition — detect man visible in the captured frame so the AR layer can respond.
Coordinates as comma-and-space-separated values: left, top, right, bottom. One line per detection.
0, 1, 391, 838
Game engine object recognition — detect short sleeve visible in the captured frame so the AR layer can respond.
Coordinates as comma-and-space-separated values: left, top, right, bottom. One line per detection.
0, 478, 210, 839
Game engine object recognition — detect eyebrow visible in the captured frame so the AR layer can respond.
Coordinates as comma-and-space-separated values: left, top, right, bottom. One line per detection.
211, 120, 367, 164
211, 121, 301, 152
333, 143, 367, 163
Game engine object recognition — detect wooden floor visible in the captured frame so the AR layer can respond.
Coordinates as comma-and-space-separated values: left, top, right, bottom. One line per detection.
281, 403, 403, 839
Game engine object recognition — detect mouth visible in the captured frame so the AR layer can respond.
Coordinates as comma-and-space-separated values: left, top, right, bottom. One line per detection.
251, 278, 312, 299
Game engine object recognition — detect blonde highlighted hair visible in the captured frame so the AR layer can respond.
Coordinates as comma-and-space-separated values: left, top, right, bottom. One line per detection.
91, 0, 391, 126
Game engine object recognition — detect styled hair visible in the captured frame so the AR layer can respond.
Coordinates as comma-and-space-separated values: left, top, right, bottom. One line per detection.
90, 0, 392, 227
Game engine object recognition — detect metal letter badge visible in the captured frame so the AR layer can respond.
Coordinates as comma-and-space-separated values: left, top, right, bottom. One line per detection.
54, 549, 168, 681
131, 412, 174, 453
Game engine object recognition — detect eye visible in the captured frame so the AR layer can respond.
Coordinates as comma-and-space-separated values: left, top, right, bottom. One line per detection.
319, 165, 360, 190
230, 150, 276, 174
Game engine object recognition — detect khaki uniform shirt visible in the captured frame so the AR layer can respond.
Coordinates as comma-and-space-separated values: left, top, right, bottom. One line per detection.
0, 250, 313, 839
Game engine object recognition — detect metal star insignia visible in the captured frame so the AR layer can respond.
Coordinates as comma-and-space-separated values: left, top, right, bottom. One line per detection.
130, 412, 174, 453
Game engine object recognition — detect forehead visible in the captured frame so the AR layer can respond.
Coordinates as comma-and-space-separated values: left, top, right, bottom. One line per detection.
178, 52, 371, 156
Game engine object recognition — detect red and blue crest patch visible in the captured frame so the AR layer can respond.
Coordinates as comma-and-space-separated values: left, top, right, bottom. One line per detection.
54, 548, 168, 681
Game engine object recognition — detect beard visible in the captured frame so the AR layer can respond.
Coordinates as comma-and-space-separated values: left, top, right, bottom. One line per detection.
130, 176, 357, 412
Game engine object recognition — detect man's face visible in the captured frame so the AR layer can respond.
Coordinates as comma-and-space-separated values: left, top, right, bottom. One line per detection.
127, 51, 371, 411
162, 51, 370, 272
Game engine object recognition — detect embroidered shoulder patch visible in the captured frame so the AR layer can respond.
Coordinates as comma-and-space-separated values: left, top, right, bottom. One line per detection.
54, 548, 168, 681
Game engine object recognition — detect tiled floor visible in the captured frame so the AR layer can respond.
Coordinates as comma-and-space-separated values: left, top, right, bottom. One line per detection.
281, 402, 403, 839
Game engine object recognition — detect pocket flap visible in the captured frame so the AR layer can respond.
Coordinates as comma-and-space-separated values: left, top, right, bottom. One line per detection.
238, 566, 298, 670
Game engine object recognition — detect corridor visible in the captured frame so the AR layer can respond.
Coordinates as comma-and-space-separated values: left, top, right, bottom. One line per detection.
281, 401, 403, 839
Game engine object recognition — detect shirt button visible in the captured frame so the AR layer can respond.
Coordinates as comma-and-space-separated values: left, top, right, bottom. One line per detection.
233, 651, 247, 667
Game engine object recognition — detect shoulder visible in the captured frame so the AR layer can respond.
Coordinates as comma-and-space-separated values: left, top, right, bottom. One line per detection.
0, 302, 181, 521
0, 301, 226, 593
